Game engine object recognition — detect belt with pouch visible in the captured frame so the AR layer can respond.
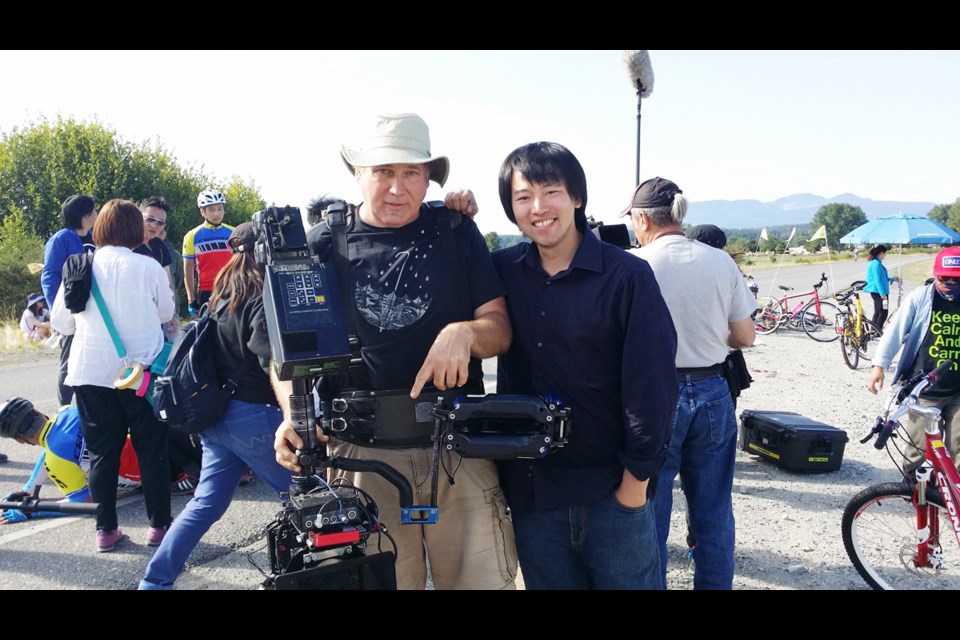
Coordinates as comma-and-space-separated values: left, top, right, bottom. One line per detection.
324, 383, 484, 449
677, 364, 723, 381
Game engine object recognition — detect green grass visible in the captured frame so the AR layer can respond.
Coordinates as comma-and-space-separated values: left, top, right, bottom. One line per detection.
0, 320, 48, 353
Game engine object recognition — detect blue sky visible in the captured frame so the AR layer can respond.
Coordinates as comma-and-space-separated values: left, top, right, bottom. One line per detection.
1, 50, 957, 235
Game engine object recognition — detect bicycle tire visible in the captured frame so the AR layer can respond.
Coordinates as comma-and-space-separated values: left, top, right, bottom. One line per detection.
801, 300, 840, 342
754, 296, 783, 335
857, 319, 882, 362
840, 322, 859, 369
842, 481, 960, 590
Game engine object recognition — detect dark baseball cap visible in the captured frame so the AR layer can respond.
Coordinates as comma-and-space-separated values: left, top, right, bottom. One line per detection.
687, 224, 727, 249
620, 176, 683, 217
229, 222, 256, 254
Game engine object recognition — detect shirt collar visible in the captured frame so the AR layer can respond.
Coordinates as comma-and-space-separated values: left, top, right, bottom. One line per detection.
518, 229, 603, 276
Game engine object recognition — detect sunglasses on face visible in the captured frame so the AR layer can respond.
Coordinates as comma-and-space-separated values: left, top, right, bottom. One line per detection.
938, 276, 960, 284
143, 216, 167, 227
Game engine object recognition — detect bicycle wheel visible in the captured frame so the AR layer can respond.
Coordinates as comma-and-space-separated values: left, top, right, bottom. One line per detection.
840, 319, 859, 369
842, 482, 960, 590
754, 297, 783, 335
800, 300, 840, 342
857, 319, 882, 362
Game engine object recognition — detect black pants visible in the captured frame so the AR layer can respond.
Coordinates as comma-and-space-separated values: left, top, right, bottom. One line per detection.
57, 334, 74, 406
74, 385, 171, 532
168, 429, 202, 480
870, 292, 888, 328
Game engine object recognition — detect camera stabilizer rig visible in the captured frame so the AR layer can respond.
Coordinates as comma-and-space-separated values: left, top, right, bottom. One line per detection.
253, 204, 435, 590
253, 202, 574, 589
0, 485, 102, 517
416, 394, 571, 460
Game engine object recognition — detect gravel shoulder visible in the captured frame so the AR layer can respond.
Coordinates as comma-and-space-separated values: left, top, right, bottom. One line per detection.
664, 327, 898, 590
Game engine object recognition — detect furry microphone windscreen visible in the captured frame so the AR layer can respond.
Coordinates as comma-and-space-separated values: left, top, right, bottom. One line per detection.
623, 50, 654, 98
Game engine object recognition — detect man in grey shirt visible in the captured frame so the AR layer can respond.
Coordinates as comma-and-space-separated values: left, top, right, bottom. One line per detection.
628, 176, 756, 590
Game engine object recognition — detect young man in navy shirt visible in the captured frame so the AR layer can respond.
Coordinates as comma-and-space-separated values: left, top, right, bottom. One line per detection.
493, 142, 678, 589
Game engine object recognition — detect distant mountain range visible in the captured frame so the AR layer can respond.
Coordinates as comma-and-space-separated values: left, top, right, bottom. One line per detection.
684, 193, 938, 229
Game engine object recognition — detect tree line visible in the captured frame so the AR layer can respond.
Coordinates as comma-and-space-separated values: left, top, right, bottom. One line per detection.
0, 116, 265, 319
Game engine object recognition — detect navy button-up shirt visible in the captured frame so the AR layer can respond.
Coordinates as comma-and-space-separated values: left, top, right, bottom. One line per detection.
494, 231, 678, 515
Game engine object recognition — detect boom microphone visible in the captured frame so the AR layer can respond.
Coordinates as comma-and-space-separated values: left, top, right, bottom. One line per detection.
623, 50, 654, 98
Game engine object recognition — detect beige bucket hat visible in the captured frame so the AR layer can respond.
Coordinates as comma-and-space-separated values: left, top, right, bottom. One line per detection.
340, 113, 450, 187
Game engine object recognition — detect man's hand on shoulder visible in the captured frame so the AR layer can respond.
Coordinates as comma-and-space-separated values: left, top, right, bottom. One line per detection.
443, 189, 478, 219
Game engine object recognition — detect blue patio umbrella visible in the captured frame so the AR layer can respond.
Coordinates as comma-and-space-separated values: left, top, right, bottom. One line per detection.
838, 213, 960, 246
839, 213, 960, 305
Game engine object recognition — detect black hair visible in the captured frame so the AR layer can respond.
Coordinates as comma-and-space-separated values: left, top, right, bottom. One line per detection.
306, 194, 349, 226
868, 245, 889, 261
139, 196, 171, 214
498, 142, 588, 233
60, 194, 96, 229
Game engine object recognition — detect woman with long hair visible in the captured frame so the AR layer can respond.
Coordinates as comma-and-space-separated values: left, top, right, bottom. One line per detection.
50, 199, 175, 552
863, 244, 899, 328
139, 222, 292, 590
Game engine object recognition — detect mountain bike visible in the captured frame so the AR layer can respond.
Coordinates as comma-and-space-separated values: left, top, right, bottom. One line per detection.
754, 273, 840, 342
841, 360, 960, 589
835, 280, 883, 370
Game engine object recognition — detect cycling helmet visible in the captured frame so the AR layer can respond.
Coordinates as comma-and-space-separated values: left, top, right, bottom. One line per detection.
0, 398, 40, 439
197, 189, 226, 209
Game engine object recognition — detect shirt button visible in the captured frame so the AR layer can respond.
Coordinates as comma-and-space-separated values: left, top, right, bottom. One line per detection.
537, 342, 543, 348
540, 311, 546, 317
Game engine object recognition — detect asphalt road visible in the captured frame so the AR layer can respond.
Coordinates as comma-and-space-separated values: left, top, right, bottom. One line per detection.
0, 349, 501, 590
0, 349, 308, 590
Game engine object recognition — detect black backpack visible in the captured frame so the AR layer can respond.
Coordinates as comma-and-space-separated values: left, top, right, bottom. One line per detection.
151, 302, 257, 433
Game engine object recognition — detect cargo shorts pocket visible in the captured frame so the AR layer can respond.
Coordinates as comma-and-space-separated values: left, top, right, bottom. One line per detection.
484, 486, 519, 583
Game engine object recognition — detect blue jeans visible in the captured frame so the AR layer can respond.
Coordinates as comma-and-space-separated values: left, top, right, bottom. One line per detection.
653, 375, 737, 590
512, 493, 661, 590
139, 400, 292, 590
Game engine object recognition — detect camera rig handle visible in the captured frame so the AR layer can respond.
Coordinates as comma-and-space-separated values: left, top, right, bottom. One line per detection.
0, 485, 101, 516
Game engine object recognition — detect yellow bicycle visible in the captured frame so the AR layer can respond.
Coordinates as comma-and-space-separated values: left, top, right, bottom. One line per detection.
835, 280, 883, 370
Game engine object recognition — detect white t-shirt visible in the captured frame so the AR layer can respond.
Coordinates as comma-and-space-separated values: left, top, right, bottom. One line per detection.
50, 245, 175, 388
631, 235, 756, 368
20, 307, 48, 337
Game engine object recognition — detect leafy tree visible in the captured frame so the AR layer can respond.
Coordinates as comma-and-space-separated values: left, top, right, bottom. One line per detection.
484, 231, 502, 252
0, 211, 44, 319
946, 198, 960, 233
0, 116, 264, 248
928, 203, 951, 225
809, 203, 868, 251
0, 115, 265, 314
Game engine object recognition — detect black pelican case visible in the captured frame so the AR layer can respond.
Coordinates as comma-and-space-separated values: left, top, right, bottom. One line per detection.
739, 410, 848, 472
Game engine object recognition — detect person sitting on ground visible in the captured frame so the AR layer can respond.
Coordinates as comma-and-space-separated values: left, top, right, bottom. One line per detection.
0, 398, 142, 524
20, 293, 52, 342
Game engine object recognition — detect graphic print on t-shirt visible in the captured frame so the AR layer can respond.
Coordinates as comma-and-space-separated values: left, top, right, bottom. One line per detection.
354, 231, 435, 332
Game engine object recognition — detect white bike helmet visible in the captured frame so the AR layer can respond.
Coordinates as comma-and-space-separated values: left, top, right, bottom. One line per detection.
197, 189, 226, 209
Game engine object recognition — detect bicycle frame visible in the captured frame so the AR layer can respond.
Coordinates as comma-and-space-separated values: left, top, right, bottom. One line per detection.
910, 409, 960, 569
769, 274, 831, 325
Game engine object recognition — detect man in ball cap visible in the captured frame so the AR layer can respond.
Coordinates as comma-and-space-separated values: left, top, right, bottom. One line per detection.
274, 112, 515, 590
869, 246, 960, 472
627, 176, 757, 590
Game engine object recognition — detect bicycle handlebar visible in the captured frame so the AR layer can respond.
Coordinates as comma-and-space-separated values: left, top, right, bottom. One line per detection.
865, 360, 955, 449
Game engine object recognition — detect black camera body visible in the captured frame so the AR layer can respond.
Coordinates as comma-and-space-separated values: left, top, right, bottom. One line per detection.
253, 205, 351, 380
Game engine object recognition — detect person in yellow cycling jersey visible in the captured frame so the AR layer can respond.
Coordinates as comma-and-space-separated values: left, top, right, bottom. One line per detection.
0, 398, 141, 524
182, 189, 234, 314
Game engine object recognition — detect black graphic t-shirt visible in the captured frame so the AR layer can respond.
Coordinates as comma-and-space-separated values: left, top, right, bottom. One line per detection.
307, 204, 506, 390
915, 293, 960, 399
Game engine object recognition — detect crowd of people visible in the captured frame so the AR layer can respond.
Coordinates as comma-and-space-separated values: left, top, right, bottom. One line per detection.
22, 109, 952, 592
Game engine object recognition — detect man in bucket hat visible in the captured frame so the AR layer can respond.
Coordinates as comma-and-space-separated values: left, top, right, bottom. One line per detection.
275, 113, 516, 590
869, 246, 960, 473
628, 176, 757, 590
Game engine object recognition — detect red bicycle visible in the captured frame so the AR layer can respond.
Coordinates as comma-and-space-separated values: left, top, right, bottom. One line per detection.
842, 360, 960, 589
754, 273, 840, 343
